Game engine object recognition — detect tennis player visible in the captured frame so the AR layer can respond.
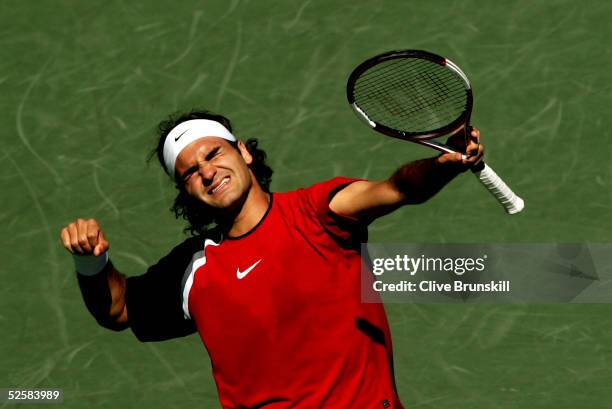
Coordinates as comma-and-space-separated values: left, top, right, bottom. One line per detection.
60, 110, 483, 408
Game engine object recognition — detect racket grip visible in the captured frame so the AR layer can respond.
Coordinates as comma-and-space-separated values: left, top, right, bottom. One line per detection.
473, 163, 524, 214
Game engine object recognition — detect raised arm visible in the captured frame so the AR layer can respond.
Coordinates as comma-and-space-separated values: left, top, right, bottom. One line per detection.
60, 219, 128, 331
330, 128, 484, 221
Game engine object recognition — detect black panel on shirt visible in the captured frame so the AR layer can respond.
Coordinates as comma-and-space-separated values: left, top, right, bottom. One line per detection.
125, 236, 204, 342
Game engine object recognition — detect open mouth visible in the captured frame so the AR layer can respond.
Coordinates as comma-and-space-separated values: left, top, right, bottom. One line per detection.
210, 176, 230, 195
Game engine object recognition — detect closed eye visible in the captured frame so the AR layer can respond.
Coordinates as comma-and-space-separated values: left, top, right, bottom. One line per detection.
181, 146, 221, 182
181, 165, 198, 181
205, 147, 220, 161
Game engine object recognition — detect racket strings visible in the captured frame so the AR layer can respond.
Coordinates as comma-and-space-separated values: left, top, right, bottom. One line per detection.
355, 58, 434, 87
352, 58, 468, 132
355, 88, 466, 131
355, 89, 465, 131
356, 59, 460, 99
355, 84, 464, 122
355, 69, 464, 114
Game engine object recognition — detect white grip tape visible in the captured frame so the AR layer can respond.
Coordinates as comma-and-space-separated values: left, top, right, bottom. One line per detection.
474, 163, 524, 214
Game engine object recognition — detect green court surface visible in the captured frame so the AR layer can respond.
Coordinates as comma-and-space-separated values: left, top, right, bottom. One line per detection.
1, 1, 611, 408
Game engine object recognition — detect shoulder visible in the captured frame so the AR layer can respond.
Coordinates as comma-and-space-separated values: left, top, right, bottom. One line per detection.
166, 229, 222, 257
299, 176, 366, 210
143, 229, 223, 276
281, 177, 365, 201
271, 177, 362, 217
154, 236, 202, 267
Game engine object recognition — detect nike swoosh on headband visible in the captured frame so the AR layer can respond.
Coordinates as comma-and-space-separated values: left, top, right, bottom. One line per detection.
174, 129, 189, 142
163, 119, 237, 178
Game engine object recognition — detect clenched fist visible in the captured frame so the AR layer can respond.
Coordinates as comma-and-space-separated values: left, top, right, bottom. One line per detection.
60, 218, 109, 256
436, 127, 484, 168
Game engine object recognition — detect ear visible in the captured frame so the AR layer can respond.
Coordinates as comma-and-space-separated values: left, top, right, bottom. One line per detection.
237, 141, 253, 165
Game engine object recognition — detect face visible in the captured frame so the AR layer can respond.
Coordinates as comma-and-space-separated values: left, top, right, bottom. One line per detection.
174, 137, 254, 210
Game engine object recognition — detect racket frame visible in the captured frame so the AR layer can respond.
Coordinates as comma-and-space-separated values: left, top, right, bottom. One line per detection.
346, 49, 525, 214
347, 49, 473, 144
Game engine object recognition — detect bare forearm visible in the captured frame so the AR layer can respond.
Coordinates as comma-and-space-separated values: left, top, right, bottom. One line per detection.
390, 156, 462, 204
329, 129, 484, 220
329, 156, 463, 221
61, 218, 128, 331
76, 262, 128, 331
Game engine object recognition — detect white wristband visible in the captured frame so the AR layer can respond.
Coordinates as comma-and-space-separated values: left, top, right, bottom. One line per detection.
73, 253, 109, 276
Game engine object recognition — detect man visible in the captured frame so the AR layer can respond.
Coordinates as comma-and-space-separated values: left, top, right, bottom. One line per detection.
60, 110, 483, 408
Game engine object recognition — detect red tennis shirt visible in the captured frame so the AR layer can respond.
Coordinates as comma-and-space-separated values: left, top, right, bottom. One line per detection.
126, 177, 404, 408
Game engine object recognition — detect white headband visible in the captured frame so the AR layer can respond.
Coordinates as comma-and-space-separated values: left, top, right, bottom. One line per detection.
163, 119, 237, 178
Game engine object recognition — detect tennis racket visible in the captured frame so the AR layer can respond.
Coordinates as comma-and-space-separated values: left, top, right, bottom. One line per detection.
346, 49, 524, 214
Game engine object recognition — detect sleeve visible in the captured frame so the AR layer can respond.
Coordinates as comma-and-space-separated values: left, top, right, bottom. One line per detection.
301, 176, 368, 245
125, 238, 200, 342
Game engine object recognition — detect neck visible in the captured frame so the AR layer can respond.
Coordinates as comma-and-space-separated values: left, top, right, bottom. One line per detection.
226, 181, 270, 238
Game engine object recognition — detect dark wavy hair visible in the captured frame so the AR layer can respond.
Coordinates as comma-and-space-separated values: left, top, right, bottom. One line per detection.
151, 110, 273, 236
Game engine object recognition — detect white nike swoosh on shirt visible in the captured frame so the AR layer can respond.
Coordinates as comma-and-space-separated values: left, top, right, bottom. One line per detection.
236, 259, 262, 279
